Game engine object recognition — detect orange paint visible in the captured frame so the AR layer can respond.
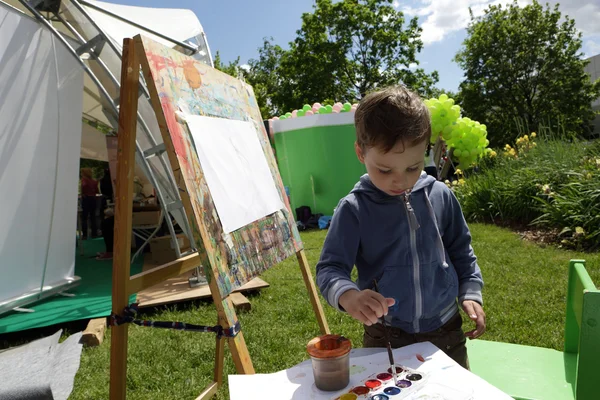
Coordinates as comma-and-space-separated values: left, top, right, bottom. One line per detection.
182, 60, 202, 89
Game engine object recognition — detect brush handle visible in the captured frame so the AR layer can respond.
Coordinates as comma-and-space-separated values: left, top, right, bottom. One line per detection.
373, 280, 397, 375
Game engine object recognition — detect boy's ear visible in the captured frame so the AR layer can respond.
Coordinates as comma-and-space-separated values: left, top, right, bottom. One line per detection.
355, 142, 365, 164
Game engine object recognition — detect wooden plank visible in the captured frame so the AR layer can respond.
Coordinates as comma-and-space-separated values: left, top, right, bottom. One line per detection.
110, 38, 140, 400
297, 250, 330, 335
195, 381, 218, 400
229, 292, 251, 312
214, 335, 225, 385
81, 318, 106, 347
136, 260, 269, 307
127, 253, 201, 295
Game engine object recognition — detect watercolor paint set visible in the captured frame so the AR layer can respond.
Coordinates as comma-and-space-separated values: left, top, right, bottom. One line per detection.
334, 364, 429, 400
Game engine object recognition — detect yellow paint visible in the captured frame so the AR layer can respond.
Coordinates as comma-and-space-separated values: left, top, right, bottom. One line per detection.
340, 394, 358, 400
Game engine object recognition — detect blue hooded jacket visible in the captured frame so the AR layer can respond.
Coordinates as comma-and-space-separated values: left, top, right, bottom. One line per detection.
316, 172, 483, 334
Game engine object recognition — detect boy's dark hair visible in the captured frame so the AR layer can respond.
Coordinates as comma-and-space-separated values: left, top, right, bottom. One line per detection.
355, 86, 431, 153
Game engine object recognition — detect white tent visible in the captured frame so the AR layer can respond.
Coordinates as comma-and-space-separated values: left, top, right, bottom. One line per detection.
0, 0, 209, 315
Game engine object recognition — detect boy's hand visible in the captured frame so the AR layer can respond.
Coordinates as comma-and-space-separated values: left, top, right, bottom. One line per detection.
461, 300, 486, 339
339, 289, 395, 326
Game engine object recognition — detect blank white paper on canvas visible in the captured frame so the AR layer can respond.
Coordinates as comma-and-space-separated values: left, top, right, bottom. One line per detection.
185, 115, 284, 234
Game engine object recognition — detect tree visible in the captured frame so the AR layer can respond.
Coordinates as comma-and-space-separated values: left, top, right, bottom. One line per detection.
247, 38, 287, 118
213, 51, 247, 80
455, 1, 600, 146
273, 0, 438, 112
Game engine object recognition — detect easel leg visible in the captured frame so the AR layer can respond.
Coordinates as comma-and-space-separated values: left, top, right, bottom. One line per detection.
297, 250, 330, 334
214, 335, 225, 385
109, 38, 140, 400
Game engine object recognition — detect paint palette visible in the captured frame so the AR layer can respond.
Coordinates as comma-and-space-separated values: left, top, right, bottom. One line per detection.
334, 364, 429, 400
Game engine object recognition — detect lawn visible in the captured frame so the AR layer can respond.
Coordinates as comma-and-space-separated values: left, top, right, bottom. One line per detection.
69, 223, 599, 399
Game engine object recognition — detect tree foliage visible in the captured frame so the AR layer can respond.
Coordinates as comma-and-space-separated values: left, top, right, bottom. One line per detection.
215, 0, 438, 119
274, 0, 438, 112
455, 1, 600, 146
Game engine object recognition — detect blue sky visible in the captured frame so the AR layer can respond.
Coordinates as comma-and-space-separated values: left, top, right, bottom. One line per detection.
111, 0, 600, 92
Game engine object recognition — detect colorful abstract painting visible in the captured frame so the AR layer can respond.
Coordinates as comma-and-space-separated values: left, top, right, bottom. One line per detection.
137, 35, 302, 298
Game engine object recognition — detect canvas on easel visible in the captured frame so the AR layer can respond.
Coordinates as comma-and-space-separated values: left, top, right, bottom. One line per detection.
109, 35, 329, 400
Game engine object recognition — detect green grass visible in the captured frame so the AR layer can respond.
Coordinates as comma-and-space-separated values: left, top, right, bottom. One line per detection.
66, 224, 599, 399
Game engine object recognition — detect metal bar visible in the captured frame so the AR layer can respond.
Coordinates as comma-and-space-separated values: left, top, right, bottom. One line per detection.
144, 143, 166, 158
75, 33, 104, 55
78, 0, 197, 54
20, 0, 194, 259
0, 277, 81, 316
60, 0, 193, 249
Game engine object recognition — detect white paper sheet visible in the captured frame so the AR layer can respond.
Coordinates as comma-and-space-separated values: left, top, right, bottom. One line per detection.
229, 342, 513, 400
185, 115, 284, 233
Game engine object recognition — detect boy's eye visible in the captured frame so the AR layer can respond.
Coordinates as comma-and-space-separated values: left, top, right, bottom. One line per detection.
407, 166, 420, 172
378, 169, 391, 174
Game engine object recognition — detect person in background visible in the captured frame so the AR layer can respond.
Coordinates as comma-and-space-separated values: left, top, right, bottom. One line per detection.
96, 168, 114, 260
80, 168, 99, 240
100, 168, 113, 204
424, 142, 439, 180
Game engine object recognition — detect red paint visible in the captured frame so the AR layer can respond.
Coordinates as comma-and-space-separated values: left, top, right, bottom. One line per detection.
387, 366, 404, 374
376, 373, 393, 381
365, 379, 382, 389
351, 386, 370, 395
416, 354, 425, 362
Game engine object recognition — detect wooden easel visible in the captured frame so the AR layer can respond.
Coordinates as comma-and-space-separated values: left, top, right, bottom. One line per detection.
109, 37, 330, 399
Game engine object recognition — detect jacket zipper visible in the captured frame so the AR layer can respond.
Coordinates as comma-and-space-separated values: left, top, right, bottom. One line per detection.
403, 191, 421, 333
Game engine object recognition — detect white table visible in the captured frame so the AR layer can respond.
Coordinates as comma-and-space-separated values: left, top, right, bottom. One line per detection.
229, 342, 513, 400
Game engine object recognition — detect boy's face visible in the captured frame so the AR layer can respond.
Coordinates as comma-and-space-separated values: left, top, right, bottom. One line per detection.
355, 140, 428, 196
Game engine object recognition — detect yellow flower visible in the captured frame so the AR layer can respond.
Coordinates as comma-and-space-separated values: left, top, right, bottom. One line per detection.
575, 227, 585, 237
586, 173, 593, 179
452, 180, 458, 186
504, 144, 512, 150
542, 184, 551, 194
458, 178, 466, 186
455, 168, 463, 176
490, 150, 497, 158
531, 132, 536, 138
532, 142, 537, 147
523, 135, 529, 141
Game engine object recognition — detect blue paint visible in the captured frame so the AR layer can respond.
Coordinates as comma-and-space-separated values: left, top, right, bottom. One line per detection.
383, 387, 401, 396
370, 395, 389, 400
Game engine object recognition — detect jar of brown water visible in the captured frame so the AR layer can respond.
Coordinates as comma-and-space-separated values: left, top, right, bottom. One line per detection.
307, 335, 352, 391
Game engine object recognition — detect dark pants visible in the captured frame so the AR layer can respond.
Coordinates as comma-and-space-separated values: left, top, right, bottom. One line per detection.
81, 196, 98, 239
363, 312, 469, 369
102, 216, 114, 252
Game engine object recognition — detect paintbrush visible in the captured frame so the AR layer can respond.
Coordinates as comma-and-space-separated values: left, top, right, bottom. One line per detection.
373, 279, 398, 385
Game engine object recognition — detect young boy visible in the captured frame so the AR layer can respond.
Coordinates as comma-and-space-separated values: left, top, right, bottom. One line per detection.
315, 86, 485, 369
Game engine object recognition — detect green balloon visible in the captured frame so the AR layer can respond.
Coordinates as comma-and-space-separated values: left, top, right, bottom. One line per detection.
319, 106, 327, 114
280, 115, 287, 120
454, 149, 462, 157
298, 110, 306, 117
285, 112, 292, 118
303, 104, 311, 112
343, 102, 352, 109
326, 105, 333, 112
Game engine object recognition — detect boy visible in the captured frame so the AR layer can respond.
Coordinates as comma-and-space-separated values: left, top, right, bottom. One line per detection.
315, 86, 485, 369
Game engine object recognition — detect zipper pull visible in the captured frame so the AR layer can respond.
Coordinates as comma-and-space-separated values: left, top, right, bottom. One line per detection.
403, 192, 420, 230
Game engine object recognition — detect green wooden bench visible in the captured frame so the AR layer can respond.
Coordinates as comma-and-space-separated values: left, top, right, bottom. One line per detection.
468, 260, 600, 400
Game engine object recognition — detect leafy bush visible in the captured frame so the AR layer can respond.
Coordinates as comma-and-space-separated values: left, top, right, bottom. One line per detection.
452, 136, 600, 251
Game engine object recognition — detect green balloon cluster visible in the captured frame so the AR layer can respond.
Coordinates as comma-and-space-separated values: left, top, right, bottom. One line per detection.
445, 117, 489, 168
425, 94, 461, 143
276, 102, 357, 120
